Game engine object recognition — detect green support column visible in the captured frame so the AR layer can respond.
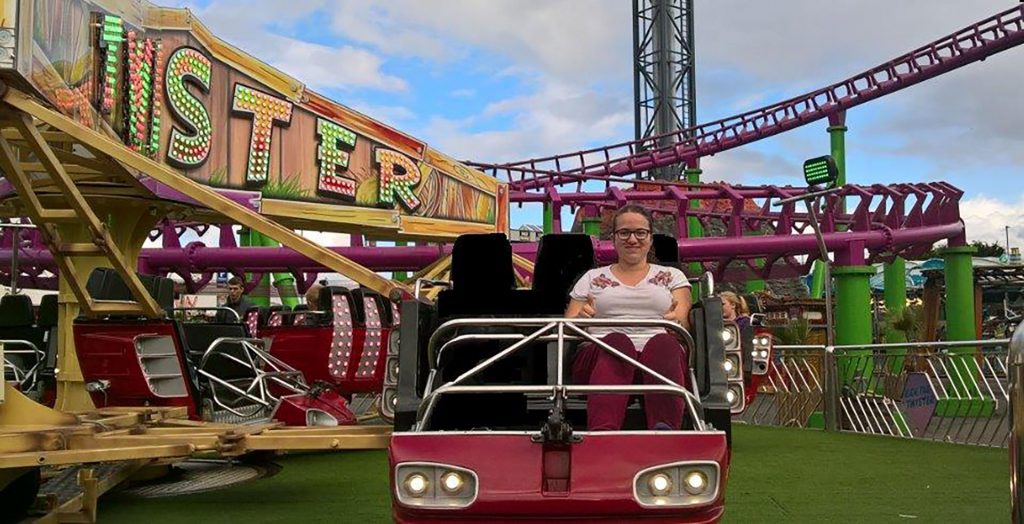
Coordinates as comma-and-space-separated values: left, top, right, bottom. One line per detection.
883, 256, 908, 375
883, 256, 908, 343
259, 233, 299, 308
394, 240, 408, 281
810, 117, 848, 299
241, 230, 270, 307
582, 213, 601, 237
543, 203, 554, 234
745, 259, 766, 293
939, 245, 986, 414
833, 265, 874, 385
685, 167, 703, 297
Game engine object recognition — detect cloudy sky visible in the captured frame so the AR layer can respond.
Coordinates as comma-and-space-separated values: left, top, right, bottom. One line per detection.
167, 0, 1024, 249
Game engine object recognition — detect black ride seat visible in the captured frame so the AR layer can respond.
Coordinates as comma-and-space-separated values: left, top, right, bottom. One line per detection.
429, 234, 538, 431
0, 294, 46, 382
36, 294, 59, 377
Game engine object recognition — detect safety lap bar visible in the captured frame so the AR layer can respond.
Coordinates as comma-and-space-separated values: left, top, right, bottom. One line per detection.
418, 318, 702, 432
0, 339, 44, 391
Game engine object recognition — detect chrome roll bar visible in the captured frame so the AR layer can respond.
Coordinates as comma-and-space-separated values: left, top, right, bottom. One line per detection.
416, 317, 702, 432
0, 339, 45, 391
196, 336, 307, 417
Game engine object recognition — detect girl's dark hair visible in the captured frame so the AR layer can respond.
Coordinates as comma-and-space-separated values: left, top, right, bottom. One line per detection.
611, 204, 654, 231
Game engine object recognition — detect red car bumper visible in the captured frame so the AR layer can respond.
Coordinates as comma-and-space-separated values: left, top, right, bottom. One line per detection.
390, 431, 729, 523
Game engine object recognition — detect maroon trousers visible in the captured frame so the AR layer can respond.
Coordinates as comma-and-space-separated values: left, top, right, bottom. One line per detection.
571, 332, 690, 431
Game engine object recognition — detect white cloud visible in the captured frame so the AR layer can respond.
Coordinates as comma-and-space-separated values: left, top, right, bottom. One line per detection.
960, 193, 1024, 248
419, 77, 632, 162
167, 0, 405, 92
327, 0, 629, 80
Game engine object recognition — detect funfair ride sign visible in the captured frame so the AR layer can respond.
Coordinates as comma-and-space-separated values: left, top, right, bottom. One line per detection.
0, 0, 507, 238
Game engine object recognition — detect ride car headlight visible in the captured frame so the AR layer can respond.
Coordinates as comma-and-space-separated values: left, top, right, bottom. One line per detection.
723, 355, 740, 379
441, 471, 464, 494
305, 408, 339, 427
728, 384, 745, 413
634, 462, 720, 508
648, 473, 672, 495
684, 471, 709, 495
386, 356, 400, 383
405, 473, 429, 496
380, 387, 397, 422
395, 463, 478, 509
721, 323, 740, 350
388, 331, 401, 356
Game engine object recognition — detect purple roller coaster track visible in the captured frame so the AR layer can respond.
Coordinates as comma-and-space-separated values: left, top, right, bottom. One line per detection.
1, 5, 1022, 293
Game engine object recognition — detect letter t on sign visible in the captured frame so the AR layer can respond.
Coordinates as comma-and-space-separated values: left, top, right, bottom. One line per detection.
231, 83, 293, 186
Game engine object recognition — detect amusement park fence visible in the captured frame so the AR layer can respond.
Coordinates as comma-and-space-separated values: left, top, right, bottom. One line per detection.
739, 338, 1017, 448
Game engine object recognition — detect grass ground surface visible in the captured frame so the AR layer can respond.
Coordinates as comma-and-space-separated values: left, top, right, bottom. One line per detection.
99, 424, 1008, 523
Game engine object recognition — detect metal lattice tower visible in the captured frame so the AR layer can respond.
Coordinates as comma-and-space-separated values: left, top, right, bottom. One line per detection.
633, 0, 696, 180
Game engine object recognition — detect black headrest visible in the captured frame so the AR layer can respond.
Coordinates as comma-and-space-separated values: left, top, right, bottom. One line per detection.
85, 268, 131, 302
87, 269, 175, 314
154, 276, 174, 312
0, 294, 34, 327
351, 288, 392, 326
292, 304, 309, 312
320, 286, 364, 323
652, 234, 680, 267
37, 294, 58, 328
450, 233, 515, 292
532, 234, 596, 305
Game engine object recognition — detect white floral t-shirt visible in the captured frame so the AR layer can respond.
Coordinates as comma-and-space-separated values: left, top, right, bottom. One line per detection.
569, 263, 691, 349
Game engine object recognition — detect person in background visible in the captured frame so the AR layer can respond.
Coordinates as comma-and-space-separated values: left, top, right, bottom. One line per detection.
720, 291, 751, 330
566, 204, 693, 431
304, 283, 324, 309
216, 276, 254, 323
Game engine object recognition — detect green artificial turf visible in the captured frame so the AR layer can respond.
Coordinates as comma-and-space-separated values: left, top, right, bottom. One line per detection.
99, 425, 1008, 523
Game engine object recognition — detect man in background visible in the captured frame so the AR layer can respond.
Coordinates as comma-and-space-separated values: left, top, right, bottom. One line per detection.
217, 276, 254, 323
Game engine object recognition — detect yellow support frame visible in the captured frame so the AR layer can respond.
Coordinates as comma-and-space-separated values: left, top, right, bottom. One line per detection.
2, 87, 412, 301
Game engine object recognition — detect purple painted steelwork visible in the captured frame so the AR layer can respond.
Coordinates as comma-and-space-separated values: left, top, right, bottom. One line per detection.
0, 182, 964, 289
468, 6, 1024, 190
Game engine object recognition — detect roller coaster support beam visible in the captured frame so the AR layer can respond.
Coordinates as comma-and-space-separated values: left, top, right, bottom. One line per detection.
941, 244, 980, 384
884, 256, 908, 343
581, 205, 601, 236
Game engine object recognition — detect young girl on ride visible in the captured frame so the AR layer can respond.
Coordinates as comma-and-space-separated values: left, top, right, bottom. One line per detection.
565, 204, 693, 431
720, 291, 751, 330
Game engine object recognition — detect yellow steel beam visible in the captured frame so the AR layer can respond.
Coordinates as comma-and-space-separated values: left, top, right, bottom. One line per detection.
3, 88, 411, 300
10, 114, 163, 317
